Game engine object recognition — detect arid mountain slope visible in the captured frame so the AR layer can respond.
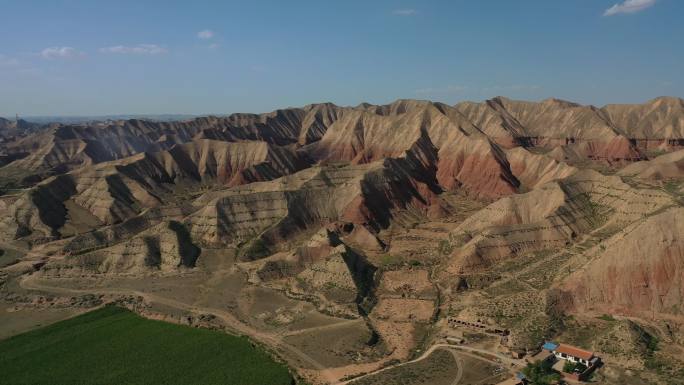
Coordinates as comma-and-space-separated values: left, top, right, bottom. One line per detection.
2, 96, 684, 385
563, 207, 684, 318
603, 96, 684, 144
619, 148, 684, 180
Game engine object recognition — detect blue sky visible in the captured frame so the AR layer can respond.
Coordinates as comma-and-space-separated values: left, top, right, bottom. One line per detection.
0, 0, 681, 116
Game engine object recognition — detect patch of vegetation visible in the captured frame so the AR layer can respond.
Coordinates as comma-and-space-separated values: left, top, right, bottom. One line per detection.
0, 167, 36, 195
239, 237, 272, 261
642, 333, 664, 371
521, 360, 561, 385
642, 331, 659, 354
597, 314, 616, 322
584, 197, 611, 228
645, 149, 668, 158
437, 239, 453, 256
628, 324, 681, 377
0, 305, 293, 385
644, 356, 667, 371
0, 248, 24, 268
562, 323, 601, 350
379, 254, 402, 268
562, 360, 586, 374
663, 180, 684, 203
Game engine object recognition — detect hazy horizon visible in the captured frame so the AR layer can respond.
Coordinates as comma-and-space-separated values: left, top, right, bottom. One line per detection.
3, 94, 682, 122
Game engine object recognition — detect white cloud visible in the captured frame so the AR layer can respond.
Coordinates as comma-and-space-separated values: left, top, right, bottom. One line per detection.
208, 43, 220, 50
392, 9, 416, 16
604, 0, 656, 16
197, 29, 214, 39
40, 46, 85, 59
99, 44, 168, 55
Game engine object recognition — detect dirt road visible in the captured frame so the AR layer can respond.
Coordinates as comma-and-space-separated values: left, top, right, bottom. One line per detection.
19, 274, 339, 384
18, 275, 523, 385
335, 342, 520, 385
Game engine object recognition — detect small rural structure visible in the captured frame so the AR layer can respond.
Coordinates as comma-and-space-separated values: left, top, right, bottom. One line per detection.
543, 342, 596, 366
447, 317, 510, 336
542, 341, 602, 381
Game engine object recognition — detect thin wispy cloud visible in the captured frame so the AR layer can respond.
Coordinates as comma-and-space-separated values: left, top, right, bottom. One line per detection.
0, 55, 39, 76
392, 9, 416, 16
99, 44, 168, 55
0, 54, 20, 67
604, 0, 657, 16
40, 46, 85, 59
197, 29, 214, 39
208, 43, 220, 50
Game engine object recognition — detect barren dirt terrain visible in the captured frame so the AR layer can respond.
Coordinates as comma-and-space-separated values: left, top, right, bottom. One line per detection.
1, 97, 684, 384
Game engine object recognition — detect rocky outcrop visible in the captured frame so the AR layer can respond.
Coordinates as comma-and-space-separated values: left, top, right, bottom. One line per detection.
58, 220, 201, 274
0, 154, 169, 240
152, 139, 309, 186
187, 145, 439, 247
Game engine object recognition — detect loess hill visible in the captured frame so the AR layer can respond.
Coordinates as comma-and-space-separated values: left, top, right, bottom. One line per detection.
1, 96, 684, 385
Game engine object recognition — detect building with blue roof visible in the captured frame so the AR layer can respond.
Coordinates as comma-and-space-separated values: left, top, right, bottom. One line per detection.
543, 341, 559, 351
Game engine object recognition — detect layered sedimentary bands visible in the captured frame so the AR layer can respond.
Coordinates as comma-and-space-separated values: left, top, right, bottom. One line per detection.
2, 96, 684, 383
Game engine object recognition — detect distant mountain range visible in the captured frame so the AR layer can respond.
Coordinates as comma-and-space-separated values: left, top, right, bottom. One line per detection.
7, 114, 199, 125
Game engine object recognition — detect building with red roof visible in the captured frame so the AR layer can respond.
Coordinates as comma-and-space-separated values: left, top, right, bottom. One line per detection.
548, 343, 596, 366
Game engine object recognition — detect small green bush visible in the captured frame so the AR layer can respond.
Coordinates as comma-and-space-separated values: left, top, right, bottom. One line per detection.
597, 314, 616, 322
522, 360, 562, 385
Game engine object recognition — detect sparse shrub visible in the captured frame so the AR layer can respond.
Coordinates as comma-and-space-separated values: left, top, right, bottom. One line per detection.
437, 239, 454, 255
379, 254, 399, 267
563, 360, 576, 373
645, 356, 666, 371
240, 237, 271, 260
597, 314, 616, 322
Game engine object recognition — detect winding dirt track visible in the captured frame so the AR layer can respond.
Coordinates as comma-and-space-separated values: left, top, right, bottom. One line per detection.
335, 343, 521, 385
18, 275, 339, 384
448, 349, 464, 385
19, 275, 522, 385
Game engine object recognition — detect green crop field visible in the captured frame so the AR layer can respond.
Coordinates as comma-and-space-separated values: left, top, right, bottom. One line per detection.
0, 305, 293, 385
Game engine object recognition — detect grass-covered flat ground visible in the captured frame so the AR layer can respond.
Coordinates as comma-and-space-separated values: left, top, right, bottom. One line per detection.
0, 305, 293, 385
